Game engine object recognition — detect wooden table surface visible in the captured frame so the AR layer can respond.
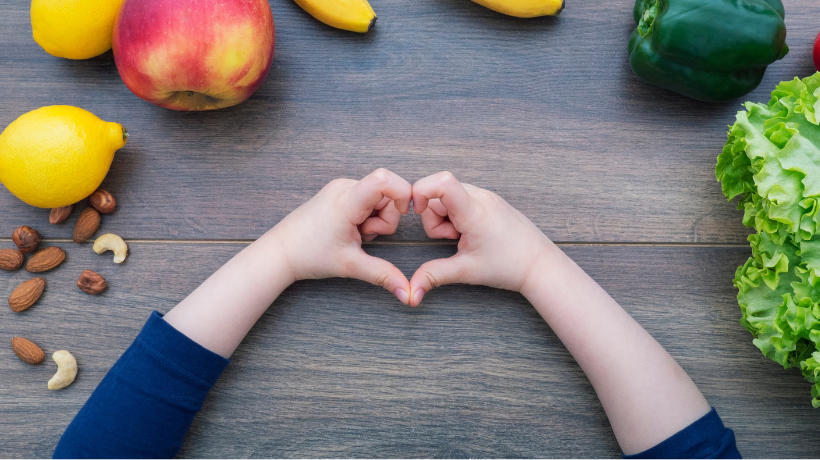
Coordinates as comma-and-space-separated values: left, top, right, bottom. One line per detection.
2, 0, 820, 457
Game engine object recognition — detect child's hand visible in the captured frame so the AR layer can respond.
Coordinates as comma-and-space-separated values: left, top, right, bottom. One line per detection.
271, 168, 413, 304
408, 172, 556, 306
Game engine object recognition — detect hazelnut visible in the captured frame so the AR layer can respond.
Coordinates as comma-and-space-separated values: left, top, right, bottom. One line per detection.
77, 270, 106, 295
12, 226, 41, 253
89, 189, 116, 214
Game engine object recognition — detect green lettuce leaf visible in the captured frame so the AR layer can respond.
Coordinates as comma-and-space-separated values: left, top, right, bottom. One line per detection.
717, 73, 820, 407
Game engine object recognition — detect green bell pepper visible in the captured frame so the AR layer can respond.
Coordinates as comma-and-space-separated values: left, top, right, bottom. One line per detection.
628, 0, 788, 102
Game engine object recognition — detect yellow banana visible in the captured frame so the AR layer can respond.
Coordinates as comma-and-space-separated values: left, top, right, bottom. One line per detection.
293, 0, 377, 33
471, 0, 564, 17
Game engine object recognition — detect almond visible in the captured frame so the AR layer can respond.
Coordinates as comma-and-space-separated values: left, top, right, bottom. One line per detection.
89, 189, 116, 214
11, 337, 44, 365
73, 208, 101, 243
77, 270, 106, 295
8, 278, 45, 312
49, 205, 74, 224
0, 248, 24, 271
12, 226, 40, 253
26, 247, 66, 273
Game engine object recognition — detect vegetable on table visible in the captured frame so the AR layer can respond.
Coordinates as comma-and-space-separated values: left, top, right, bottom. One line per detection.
716, 73, 820, 407
814, 32, 820, 72
629, 0, 788, 102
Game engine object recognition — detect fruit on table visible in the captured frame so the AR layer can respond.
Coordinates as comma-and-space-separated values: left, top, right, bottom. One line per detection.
469, 0, 563, 17
293, 0, 377, 32
628, 0, 788, 102
113, 0, 275, 111
0, 106, 127, 208
31, 0, 125, 59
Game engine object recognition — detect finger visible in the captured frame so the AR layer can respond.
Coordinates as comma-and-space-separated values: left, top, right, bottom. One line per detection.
420, 207, 460, 239
346, 251, 412, 304
374, 196, 392, 211
408, 255, 472, 307
427, 198, 448, 217
350, 168, 412, 215
361, 199, 401, 236
411, 171, 475, 223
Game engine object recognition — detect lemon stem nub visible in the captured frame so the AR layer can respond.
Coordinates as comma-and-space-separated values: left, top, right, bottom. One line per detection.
122, 128, 129, 140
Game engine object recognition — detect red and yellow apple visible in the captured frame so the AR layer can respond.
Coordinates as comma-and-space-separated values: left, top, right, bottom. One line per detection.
113, 0, 275, 111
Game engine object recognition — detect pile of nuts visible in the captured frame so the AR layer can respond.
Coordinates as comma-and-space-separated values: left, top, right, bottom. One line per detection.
3, 189, 129, 390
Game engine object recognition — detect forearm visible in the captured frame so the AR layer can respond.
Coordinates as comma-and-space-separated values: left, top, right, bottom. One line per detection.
521, 245, 710, 455
163, 228, 295, 358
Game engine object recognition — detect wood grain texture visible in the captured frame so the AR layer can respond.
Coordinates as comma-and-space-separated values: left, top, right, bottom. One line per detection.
1, 243, 818, 458
1, 0, 818, 242
2, 0, 819, 457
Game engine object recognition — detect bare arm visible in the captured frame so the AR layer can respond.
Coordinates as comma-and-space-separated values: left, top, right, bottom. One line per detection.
164, 168, 413, 358
520, 248, 710, 455
161, 232, 294, 358
54, 169, 414, 458
407, 171, 710, 455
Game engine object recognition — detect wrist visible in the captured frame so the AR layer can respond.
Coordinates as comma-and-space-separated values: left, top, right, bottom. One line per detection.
256, 228, 298, 286
518, 240, 572, 302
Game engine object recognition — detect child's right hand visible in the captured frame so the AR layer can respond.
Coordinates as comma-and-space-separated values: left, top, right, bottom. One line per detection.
408, 172, 558, 306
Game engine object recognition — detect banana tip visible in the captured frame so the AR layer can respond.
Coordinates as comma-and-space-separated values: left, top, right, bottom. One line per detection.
367, 15, 377, 32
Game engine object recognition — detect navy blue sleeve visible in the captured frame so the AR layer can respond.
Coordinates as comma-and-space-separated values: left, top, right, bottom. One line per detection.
623, 408, 741, 459
53, 311, 230, 459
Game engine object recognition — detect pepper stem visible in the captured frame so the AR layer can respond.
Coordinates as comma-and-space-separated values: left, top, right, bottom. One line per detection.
637, 0, 659, 37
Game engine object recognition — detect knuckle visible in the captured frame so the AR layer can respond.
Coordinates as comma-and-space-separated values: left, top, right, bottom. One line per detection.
437, 171, 457, 186
423, 269, 441, 289
375, 270, 391, 289
370, 169, 391, 186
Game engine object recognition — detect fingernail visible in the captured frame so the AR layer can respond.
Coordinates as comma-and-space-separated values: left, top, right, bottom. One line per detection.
413, 289, 425, 306
394, 288, 409, 304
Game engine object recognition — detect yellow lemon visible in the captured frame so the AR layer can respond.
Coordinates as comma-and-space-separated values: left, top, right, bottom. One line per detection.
0, 106, 127, 208
31, 0, 125, 59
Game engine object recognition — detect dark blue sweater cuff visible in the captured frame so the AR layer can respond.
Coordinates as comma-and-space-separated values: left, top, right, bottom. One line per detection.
53, 311, 230, 458
138, 311, 229, 385
623, 408, 741, 459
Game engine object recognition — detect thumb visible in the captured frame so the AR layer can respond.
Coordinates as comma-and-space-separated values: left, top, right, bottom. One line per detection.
346, 251, 411, 304
409, 255, 471, 307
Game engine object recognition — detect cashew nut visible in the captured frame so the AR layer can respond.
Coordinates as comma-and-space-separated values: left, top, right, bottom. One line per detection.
93, 233, 128, 263
48, 350, 77, 390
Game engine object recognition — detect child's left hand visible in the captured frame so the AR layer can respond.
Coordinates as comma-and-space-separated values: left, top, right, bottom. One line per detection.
270, 168, 413, 304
